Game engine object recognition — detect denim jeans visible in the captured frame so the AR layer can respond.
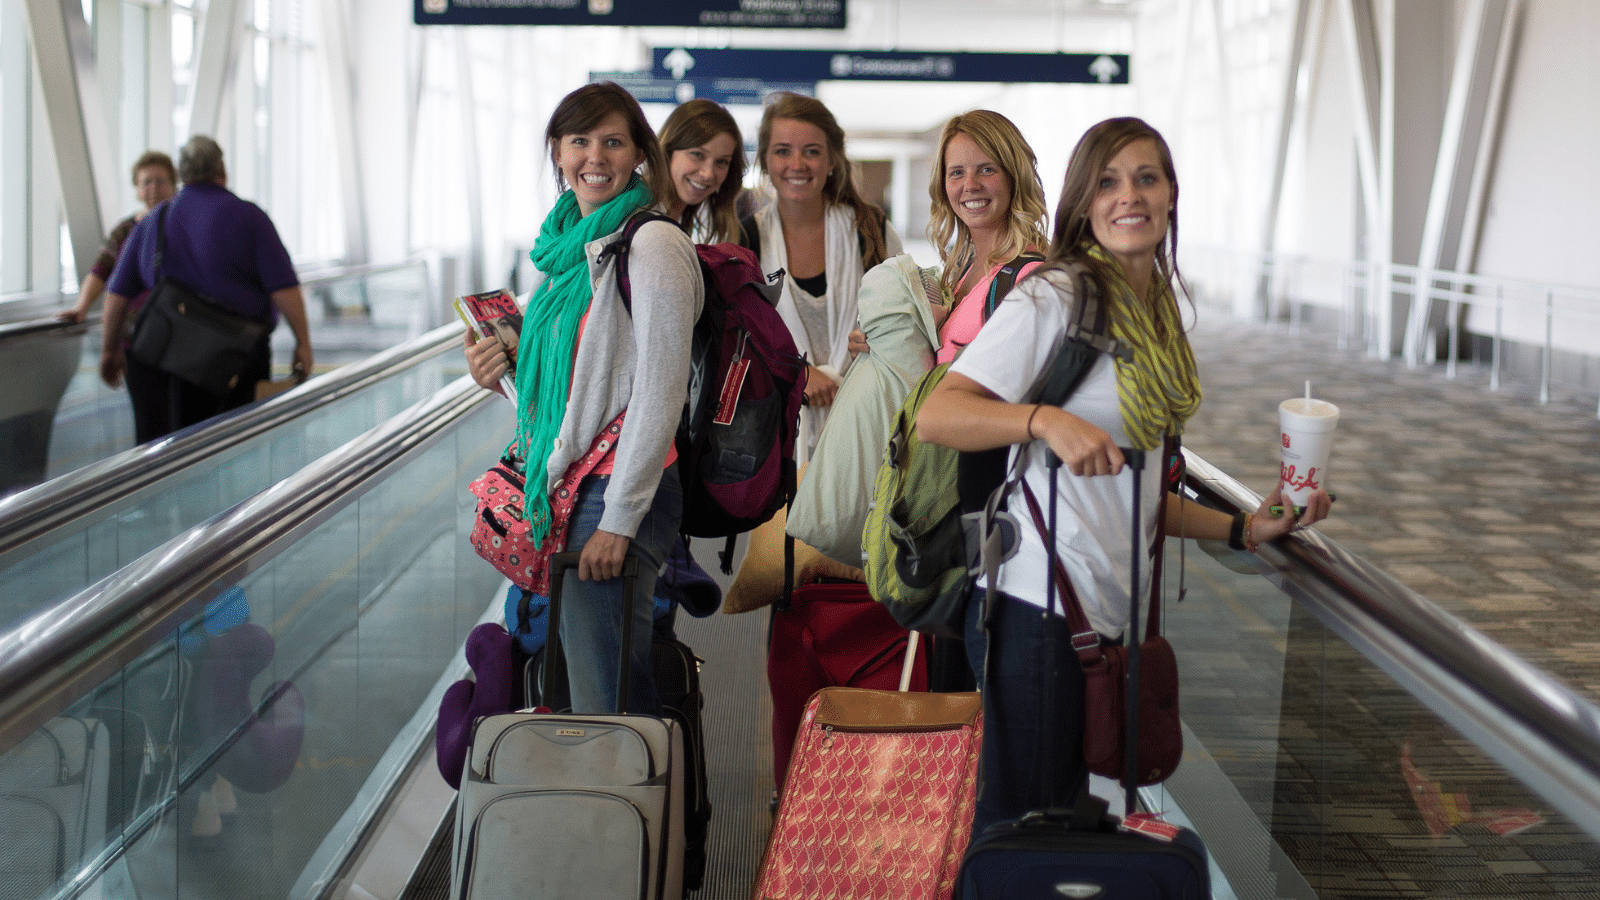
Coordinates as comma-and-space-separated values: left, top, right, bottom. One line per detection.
558, 465, 682, 715
964, 587, 1089, 835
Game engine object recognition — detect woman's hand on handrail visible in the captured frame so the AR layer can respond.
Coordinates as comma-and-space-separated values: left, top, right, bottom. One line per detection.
1249, 484, 1333, 543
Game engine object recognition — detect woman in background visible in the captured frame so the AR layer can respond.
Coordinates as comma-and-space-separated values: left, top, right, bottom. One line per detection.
61, 150, 177, 325
739, 92, 901, 461
658, 98, 746, 243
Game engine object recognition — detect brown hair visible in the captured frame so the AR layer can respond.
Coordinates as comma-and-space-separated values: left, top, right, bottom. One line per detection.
659, 98, 746, 243
1049, 117, 1183, 297
131, 150, 176, 186
545, 82, 672, 208
756, 92, 890, 269
926, 110, 1049, 296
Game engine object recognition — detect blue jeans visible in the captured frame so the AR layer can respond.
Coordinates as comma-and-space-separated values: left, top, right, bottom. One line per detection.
964, 587, 1089, 835
558, 466, 682, 715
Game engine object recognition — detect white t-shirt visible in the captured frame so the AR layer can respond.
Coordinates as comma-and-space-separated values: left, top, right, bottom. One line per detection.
949, 271, 1162, 639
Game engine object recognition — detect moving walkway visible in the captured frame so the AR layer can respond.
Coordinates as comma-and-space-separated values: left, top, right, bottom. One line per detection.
3, 360, 1599, 900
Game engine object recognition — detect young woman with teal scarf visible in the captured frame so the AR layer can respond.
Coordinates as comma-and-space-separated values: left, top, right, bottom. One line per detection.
465, 83, 701, 715
918, 117, 1333, 832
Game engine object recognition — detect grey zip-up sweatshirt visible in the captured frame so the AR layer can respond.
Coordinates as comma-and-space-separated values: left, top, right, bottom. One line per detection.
525, 216, 702, 540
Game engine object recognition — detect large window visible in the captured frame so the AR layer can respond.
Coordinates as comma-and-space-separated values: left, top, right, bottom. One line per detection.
0, 0, 344, 297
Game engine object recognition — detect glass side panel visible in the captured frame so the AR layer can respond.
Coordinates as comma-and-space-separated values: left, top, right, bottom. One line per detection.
0, 353, 466, 631
1155, 538, 1600, 899
0, 397, 509, 900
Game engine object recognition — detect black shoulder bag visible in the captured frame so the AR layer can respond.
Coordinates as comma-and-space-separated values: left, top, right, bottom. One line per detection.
128, 202, 272, 396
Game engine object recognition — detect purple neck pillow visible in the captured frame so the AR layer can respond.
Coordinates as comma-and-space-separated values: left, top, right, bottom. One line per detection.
435, 622, 521, 789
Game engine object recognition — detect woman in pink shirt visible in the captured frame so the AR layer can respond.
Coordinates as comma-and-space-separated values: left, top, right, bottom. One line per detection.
929, 110, 1051, 363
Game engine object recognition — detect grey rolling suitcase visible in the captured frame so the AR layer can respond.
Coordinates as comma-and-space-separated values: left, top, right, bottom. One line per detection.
451, 553, 685, 900
0, 716, 111, 900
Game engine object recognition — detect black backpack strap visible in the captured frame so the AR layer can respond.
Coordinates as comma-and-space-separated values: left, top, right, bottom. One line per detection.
982, 252, 1046, 319
154, 202, 169, 280
1035, 264, 1132, 407
596, 209, 677, 316
737, 215, 760, 256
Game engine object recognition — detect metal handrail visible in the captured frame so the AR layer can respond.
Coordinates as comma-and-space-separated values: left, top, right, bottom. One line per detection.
0, 259, 429, 341
1185, 244, 1600, 414
0, 375, 492, 755
1182, 451, 1600, 840
296, 259, 427, 287
0, 320, 466, 562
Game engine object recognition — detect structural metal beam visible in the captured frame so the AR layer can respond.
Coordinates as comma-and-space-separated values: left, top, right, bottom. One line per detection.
188, 0, 243, 139
23, 0, 114, 281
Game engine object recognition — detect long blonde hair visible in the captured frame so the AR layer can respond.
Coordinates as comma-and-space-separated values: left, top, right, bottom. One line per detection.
927, 110, 1049, 296
756, 92, 891, 269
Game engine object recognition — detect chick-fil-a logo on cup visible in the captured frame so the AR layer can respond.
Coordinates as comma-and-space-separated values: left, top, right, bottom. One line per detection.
1280, 463, 1322, 494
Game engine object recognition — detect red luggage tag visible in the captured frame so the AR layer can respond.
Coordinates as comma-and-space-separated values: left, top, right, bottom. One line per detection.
714, 358, 751, 426
1120, 812, 1181, 843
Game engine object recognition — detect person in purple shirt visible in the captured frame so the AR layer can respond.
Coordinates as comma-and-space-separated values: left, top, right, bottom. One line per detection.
101, 135, 313, 442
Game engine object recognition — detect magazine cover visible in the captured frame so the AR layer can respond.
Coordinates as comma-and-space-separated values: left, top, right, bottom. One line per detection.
454, 288, 522, 401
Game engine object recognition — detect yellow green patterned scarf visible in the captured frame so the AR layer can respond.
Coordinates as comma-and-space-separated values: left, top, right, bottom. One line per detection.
1090, 246, 1203, 450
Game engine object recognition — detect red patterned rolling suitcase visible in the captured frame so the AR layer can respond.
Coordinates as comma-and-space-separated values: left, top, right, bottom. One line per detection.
753, 662, 981, 900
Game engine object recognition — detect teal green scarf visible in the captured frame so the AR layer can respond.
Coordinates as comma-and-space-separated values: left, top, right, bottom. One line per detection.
513, 175, 652, 542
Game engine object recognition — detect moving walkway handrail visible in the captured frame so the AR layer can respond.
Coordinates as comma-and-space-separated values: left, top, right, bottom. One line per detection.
0, 259, 427, 340
0, 319, 466, 561
1182, 451, 1600, 839
0, 375, 492, 755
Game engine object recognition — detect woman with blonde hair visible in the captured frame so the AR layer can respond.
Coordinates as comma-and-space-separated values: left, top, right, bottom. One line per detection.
658, 98, 746, 243
918, 117, 1332, 832
739, 91, 902, 461
926, 109, 1051, 362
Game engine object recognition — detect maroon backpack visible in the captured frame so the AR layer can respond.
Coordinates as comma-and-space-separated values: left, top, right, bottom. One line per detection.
604, 213, 807, 571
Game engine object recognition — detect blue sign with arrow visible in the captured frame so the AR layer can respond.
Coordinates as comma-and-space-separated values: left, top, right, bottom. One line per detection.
651, 47, 1130, 85
416, 0, 847, 29
590, 71, 816, 105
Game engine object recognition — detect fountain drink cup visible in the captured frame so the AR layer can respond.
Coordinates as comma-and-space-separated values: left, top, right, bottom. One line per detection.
1278, 397, 1339, 514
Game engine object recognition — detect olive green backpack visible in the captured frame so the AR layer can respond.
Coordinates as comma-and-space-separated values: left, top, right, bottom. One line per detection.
862, 261, 1129, 637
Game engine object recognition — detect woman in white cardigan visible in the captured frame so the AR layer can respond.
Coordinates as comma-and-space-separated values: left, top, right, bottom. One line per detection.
739, 92, 902, 463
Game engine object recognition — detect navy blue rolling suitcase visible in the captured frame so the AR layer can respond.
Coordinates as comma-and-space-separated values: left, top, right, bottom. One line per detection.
958, 448, 1211, 899
959, 801, 1208, 899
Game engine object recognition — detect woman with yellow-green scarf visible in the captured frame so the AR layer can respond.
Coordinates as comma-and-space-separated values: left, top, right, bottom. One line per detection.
465, 83, 700, 715
918, 117, 1332, 832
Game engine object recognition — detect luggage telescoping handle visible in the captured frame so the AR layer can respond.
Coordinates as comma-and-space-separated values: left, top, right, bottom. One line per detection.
545, 551, 641, 716
1041, 447, 1146, 818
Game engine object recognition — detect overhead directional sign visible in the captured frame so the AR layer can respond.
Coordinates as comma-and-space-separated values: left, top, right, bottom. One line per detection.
416, 0, 846, 29
650, 47, 1130, 85
590, 72, 816, 106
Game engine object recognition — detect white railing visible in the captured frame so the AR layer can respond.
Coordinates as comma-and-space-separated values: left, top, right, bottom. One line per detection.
1182, 245, 1600, 416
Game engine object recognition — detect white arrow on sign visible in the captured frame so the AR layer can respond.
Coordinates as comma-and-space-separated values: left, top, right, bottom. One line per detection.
1089, 55, 1122, 84
664, 48, 696, 81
